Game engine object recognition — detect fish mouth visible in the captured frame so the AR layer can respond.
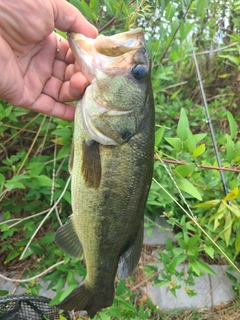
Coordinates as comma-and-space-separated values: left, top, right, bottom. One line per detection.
67, 28, 145, 82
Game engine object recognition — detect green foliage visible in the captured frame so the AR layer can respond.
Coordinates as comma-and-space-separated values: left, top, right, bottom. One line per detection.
0, 0, 240, 319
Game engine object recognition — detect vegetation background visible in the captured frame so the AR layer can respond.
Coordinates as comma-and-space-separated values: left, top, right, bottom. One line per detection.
0, 0, 239, 319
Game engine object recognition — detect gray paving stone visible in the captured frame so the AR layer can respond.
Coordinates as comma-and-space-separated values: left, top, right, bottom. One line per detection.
0, 274, 55, 297
210, 265, 239, 306
144, 216, 175, 246
144, 263, 239, 310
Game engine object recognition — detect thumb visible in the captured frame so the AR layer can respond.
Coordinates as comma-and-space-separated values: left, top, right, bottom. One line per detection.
52, 0, 98, 38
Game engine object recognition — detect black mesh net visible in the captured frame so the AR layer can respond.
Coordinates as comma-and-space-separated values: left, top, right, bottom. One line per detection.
0, 293, 73, 320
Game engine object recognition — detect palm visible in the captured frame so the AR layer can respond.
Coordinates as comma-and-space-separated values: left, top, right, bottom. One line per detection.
0, 0, 97, 120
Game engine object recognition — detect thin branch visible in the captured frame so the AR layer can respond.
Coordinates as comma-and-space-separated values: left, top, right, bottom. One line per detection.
99, 0, 136, 33
182, 0, 229, 196
0, 261, 64, 283
20, 175, 71, 260
16, 115, 46, 175
99, 17, 116, 33
154, 42, 240, 66
154, 158, 240, 173
196, 41, 239, 56
161, 0, 194, 62
2, 113, 40, 146
0, 209, 49, 228
132, 271, 160, 291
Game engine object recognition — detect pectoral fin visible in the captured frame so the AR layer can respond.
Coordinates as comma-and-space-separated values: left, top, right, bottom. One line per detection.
81, 140, 101, 189
54, 217, 83, 259
117, 221, 143, 279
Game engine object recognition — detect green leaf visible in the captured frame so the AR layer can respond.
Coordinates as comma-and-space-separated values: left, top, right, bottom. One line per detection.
115, 280, 127, 296
5, 179, 25, 191
117, 297, 136, 315
32, 175, 54, 187
63, 190, 71, 204
165, 2, 176, 20
69, 0, 82, 11
49, 291, 62, 306
225, 134, 235, 163
0, 290, 8, 296
224, 187, 239, 201
5, 249, 21, 264
176, 178, 202, 200
108, 306, 123, 318
196, 260, 217, 276
234, 229, 240, 258
187, 128, 196, 153
155, 126, 165, 147
57, 145, 71, 159
59, 284, 78, 302
4, 211, 10, 220
177, 108, 189, 141
0, 173, 5, 189
172, 248, 185, 256
194, 199, 221, 209
103, 0, 114, 15
90, 0, 99, 13
81, 0, 94, 20
173, 164, 196, 178
209, 202, 226, 227
189, 261, 201, 275
165, 137, 182, 152
27, 162, 45, 176
219, 54, 240, 66
168, 255, 187, 270
188, 235, 200, 247
196, 0, 209, 18
52, 128, 72, 138
99, 312, 111, 320
191, 144, 205, 158
193, 133, 207, 144
222, 200, 240, 218
224, 211, 232, 246
204, 246, 214, 259
227, 111, 237, 139
165, 237, 173, 251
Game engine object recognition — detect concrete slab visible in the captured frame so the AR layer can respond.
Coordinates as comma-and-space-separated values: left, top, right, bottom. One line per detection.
144, 263, 239, 310
144, 216, 175, 246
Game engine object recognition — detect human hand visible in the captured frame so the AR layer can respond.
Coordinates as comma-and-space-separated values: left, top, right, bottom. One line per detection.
0, 0, 98, 120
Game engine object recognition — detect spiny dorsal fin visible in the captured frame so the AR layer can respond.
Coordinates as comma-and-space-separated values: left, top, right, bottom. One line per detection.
54, 217, 83, 259
81, 140, 101, 189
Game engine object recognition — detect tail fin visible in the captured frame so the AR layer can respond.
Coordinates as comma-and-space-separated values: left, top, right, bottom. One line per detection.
58, 281, 114, 319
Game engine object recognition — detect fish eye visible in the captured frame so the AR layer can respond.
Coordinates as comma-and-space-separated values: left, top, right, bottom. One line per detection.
131, 64, 147, 80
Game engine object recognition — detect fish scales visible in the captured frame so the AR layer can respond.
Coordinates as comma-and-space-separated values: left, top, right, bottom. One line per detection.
54, 28, 155, 318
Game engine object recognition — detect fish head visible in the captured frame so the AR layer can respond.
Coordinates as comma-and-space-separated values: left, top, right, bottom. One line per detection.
68, 28, 153, 145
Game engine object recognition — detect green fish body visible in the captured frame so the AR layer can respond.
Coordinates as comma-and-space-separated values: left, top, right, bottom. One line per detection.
55, 28, 155, 318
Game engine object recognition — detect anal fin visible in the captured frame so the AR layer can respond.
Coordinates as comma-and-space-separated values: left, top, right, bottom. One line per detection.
54, 217, 83, 259
117, 221, 143, 279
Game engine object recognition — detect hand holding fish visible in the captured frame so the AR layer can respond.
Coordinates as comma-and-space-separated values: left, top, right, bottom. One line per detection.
0, 0, 97, 120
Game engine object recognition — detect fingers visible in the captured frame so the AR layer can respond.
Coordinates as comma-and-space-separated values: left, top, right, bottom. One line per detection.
52, 0, 98, 38
60, 72, 89, 102
30, 93, 76, 120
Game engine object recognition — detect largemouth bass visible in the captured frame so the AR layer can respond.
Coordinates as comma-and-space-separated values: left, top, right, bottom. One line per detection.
54, 28, 154, 318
